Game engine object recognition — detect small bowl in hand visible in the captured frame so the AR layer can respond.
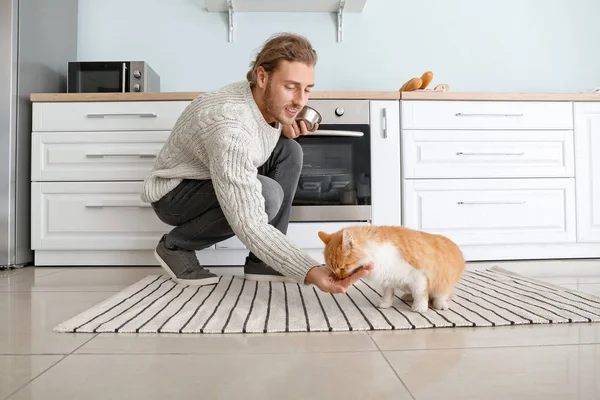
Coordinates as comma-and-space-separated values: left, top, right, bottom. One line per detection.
296, 105, 322, 131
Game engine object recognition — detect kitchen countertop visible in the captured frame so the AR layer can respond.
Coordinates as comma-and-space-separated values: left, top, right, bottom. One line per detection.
399, 91, 600, 101
29, 90, 600, 102
29, 91, 401, 102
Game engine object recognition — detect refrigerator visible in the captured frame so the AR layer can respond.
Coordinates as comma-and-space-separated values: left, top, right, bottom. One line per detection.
0, 0, 78, 269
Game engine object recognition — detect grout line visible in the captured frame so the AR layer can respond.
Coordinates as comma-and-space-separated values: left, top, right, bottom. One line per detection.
3, 334, 99, 400
367, 332, 416, 400
367, 341, 600, 353
3, 355, 67, 400
67, 349, 383, 356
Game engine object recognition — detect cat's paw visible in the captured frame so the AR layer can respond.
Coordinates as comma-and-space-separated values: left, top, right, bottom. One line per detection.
433, 298, 449, 311
411, 301, 429, 313
400, 292, 413, 302
378, 299, 393, 309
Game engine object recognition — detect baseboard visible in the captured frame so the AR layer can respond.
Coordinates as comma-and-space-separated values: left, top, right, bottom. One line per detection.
461, 242, 600, 262
33, 249, 327, 267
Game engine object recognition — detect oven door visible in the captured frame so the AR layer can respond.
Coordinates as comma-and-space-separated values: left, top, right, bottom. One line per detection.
291, 123, 371, 222
68, 62, 130, 93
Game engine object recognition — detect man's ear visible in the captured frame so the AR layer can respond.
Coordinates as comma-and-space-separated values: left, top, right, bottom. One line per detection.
255, 66, 268, 89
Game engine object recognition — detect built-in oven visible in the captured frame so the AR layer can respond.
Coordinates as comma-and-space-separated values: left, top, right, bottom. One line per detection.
290, 100, 371, 222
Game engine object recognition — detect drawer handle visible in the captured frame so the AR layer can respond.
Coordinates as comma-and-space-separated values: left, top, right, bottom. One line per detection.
85, 153, 157, 158
455, 113, 523, 117
85, 201, 151, 208
457, 201, 526, 205
456, 152, 525, 156
86, 113, 158, 118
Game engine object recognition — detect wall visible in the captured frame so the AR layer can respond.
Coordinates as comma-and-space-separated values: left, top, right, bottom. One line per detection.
77, 0, 600, 93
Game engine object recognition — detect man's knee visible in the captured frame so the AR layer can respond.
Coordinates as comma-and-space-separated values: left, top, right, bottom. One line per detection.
258, 176, 284, 221
280, 138, 303, 171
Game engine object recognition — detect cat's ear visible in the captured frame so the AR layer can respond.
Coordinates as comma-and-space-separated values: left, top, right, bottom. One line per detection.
342, 229, 354, 251
318, 231, 331, 244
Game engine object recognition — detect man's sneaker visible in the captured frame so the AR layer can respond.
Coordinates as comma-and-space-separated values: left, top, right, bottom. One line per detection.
154, 235, 219, 286
243, 256, 297, 283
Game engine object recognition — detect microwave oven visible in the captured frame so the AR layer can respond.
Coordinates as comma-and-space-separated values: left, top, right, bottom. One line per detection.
67, 61, 160, 93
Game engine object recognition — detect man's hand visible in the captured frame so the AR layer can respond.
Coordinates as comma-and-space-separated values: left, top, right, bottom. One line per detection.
304, 263, 374, 294
281, 120, 319, 139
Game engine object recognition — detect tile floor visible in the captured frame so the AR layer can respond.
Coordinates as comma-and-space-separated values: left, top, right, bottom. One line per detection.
1, 261, 600, 400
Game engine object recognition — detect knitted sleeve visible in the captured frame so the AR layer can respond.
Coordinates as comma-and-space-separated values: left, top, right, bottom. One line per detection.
204, 127, 320, 283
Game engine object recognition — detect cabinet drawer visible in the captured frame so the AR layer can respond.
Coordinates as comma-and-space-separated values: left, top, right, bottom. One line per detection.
215, 222, 368, 250
31, 131, 169, 181
403, 178, 576, 246
402, 130, 574, 178
31, 182, 169, 250
401, 101, 573, 130
32, 101, 190, 132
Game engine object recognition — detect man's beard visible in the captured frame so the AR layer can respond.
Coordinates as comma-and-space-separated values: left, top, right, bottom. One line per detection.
264, 80, 298, 126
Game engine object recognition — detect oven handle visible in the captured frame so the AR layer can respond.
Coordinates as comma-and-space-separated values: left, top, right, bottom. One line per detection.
304, 130, 364, 137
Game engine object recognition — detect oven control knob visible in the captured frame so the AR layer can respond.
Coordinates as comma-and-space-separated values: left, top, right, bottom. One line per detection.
133, 70, 142, 79
335, 107, 345, 116
133, 84, 141, 92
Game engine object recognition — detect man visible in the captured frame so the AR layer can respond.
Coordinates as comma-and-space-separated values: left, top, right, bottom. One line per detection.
141, 32, 372, 294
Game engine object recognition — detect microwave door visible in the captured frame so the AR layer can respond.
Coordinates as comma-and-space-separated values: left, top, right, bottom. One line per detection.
68, 62, 128, 93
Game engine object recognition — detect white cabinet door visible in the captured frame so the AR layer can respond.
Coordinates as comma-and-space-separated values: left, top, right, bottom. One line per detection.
403, 178, 576, 246
402, 130, 575, 179
401, 101, 573, 130
574, 103, 600, 242
31, 181, 171, 250
370, 101, 401, 225
31, 130, 169, 181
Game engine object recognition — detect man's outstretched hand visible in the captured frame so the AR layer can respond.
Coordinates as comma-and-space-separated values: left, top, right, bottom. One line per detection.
304, 263, 374, 294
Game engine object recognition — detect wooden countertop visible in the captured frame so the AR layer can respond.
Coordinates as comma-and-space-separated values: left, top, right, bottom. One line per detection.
399, 91, 600, 101
30, 90, 600, 102
30, 91, 401, 102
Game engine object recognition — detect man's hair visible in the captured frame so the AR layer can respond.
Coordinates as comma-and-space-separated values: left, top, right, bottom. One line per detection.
246, 32, 317, 88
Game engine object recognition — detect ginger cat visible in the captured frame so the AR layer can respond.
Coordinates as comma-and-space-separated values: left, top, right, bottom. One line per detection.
317, 225, 465, 313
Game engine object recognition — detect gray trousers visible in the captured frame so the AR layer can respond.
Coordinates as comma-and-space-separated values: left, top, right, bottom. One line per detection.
151, 136, 303, 263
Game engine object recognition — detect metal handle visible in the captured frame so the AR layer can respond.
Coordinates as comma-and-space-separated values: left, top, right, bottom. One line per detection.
85, 201, 151, 208
121, 62, 127, 93
382, 108, 388, 138
457, 201, 526, 205
455, 113, 524, 117
304, 130, 363, 137
86, 113, 157, 118
456, 152, 525, 156
85, 153, 156, 158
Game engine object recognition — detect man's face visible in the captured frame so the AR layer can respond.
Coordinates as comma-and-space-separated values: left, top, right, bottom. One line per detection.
261, 61, 315, 126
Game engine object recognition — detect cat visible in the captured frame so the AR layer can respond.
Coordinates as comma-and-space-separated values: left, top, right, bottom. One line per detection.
317, 225, 465, 313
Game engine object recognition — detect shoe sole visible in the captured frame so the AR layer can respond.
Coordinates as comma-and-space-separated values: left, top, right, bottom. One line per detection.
154, 250, 219, 286
244, 273, 298, 284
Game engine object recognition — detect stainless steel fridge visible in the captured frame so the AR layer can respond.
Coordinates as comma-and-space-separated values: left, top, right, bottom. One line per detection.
0, 0, 78, 269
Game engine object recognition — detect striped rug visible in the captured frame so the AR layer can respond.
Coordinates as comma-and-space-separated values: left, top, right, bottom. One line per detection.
53, 267, 600, 333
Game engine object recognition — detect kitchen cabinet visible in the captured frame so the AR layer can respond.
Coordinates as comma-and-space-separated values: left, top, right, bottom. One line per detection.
401, 99, 600, 261
370, 100, 401, 226
574, 103, 600, 242
29, 98, 401, 267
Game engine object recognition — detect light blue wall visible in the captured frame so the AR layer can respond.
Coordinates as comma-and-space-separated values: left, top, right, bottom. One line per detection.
77, 0, 600, 93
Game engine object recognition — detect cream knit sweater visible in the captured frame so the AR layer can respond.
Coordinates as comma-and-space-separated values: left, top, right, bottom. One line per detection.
141, 81, 320, 282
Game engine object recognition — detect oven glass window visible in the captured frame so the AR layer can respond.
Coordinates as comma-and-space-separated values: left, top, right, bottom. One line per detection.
294, 132, 371, 206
